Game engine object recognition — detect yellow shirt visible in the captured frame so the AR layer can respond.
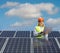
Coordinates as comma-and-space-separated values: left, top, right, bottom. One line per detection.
35, 26, 44, 33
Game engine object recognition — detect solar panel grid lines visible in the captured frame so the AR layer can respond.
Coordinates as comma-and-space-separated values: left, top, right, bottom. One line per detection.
20, 38, 25, 53
44, 40, 52, 53
16, 31, 30, 37
55, 38, 60, 49
40, 43, 44, 53
48, 41, 53, 53
5, 38, 13, 53
16, 38, 20, 53
30, 38, 34, 53
26, 38, 30, 53
50, 38, 60, 53
0, 31, 60, 53
20, 38, 24, 53
29, 31, 31, 37
31, 31, 34, 37
57, 38, 60, 44
36, 44, 38, 53
26, 38, 29, 53
0, 31, 15, 37
3, 38, 14, 53
48, 31, 60, 37
53, 38, 58, 52
13, 31, 17, 37
0, 38, 6, 51
0, 31, 60, 37
33, 38, 60, 53
33, 38, 40, 53
43, 44, 48, 53
18, 38, 23, 53
41, 42, 48, 53
20, 38, 30, 53
25, 39, 27, 53
9, 38, 15, 53
13, 38, 19, 53
49, 38, 56, 53
37, 40, 40, 53
12, 38, 20, 53
34, 40, 49, 53
0, 31, 3, 35
0, 38, 9, 53
27, 39, 31, 53
26, 39, 28, 53
11, 38, 20, 53
3, 38, 31, 53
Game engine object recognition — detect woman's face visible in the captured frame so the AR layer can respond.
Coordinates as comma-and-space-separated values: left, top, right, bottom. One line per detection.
38, 22, 44, 26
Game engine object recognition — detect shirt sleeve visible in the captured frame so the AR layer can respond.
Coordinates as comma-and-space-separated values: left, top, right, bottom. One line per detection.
33, 27, 39, 36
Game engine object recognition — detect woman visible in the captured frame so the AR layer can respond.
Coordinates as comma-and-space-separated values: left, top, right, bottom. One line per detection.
34, 17, 49, 40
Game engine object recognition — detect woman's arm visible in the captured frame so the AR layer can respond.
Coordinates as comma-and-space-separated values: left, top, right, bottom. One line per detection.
33, 28, 39, 36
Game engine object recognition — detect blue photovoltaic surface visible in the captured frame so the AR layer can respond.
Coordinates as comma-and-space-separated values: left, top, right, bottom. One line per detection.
48, 31, 60, 37
0, 31, 2, 33
3, 38, 31, 53
57, 38, 60, 43
33, 38, 60, 53
0, 38, 6, 50
16, 31, 30, 37
0, 31, 60, 53
0, 31, 15, 37
31, 31, 34, 37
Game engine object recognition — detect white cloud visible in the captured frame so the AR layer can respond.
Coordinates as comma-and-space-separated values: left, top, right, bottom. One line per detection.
11, 22, 22, 27
10, 21, 35, 27
34, 3, 58, 14
4, 2, 58, 18
5, 3, 41, 18
0, 1, 19, 8
46, 18, 60, 26
46, 18, 60, 31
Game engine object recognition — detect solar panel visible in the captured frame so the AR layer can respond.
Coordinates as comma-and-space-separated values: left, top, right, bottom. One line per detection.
48, 31, 60, 37
3, 38, 31, 53
0, 31, 15, 37
31, 31, 34, 37
33, 38, 60, 53
0, 31, 60, 53
57, 38, 60, 43
16, 31, 30, 37
0, 31, 2, 33
0, 38, 6, 50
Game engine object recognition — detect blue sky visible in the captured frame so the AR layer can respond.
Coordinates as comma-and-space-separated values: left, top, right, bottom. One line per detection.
0, 0, 60, 31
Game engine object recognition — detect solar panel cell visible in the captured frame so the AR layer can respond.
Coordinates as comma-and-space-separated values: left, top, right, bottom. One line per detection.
57, 38, 60, 43
48, 31, 60, 37
0, 38, 6, 50
16, 31, 30, 37
0, 31, 2, 33
31, 31, 34, 37
0, 31, 15, 37
3, 38, 31, 53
